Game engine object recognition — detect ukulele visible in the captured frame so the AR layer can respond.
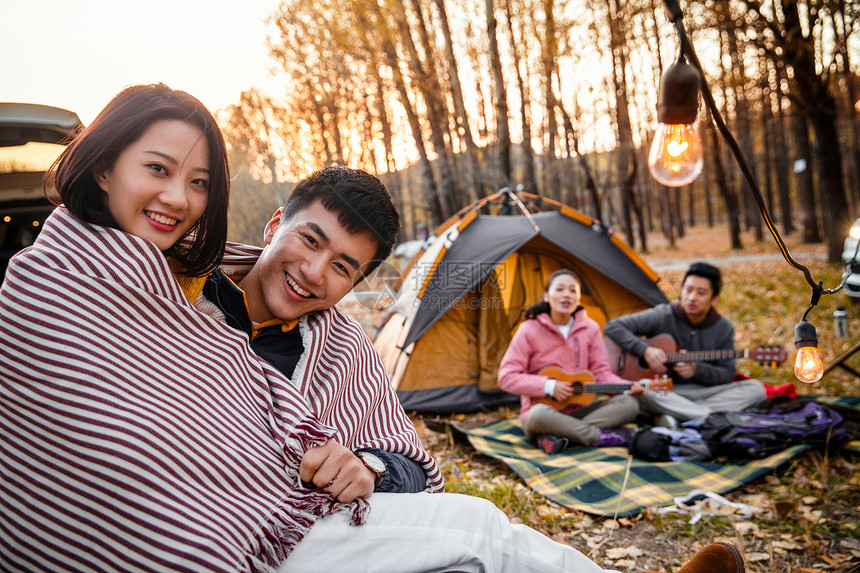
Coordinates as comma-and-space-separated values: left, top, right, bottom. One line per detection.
604, 333, 788, 381
535, 366, 673, 410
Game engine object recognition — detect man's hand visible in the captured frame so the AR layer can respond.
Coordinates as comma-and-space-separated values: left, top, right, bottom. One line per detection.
300, 440, 376, 503
672, 351, 696, 378
643, 346, 669, 374
673, 362, 695, 377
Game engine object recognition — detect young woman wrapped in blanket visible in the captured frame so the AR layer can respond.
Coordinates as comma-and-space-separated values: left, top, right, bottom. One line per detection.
0, 84, 360, 572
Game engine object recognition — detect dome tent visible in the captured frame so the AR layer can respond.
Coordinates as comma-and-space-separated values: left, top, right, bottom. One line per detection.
373, 189, 669, 413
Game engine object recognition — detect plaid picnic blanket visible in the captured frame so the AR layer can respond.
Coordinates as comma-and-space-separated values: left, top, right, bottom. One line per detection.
462, 396, 860, 517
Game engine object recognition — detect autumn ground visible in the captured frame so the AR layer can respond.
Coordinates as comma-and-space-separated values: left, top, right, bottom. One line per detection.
344, 221, 860, 573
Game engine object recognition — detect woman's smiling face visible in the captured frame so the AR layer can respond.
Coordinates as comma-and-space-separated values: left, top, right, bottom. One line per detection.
96, 119, 209, 250
544, 273, 581, 324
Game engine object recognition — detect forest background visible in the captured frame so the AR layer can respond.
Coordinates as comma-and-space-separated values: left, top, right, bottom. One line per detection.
217, 0, 858, 267
209, 1, 860, 570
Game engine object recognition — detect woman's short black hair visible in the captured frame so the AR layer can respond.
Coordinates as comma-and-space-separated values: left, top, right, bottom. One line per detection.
46, 83, 229, 276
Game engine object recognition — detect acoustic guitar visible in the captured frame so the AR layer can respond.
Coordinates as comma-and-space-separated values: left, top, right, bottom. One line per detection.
535, 366, 673, 410
603, 333, 788, 381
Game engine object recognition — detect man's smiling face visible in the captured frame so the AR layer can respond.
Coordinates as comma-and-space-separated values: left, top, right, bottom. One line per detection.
240, 200, 377, 323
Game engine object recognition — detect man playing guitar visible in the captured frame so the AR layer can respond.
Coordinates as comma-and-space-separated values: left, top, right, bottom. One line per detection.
603, 262, 767, 427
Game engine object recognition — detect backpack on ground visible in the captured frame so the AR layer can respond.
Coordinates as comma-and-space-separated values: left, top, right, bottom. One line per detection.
691, 400, 846, 460
628, 401, 846, 462
627, 426, 713, 462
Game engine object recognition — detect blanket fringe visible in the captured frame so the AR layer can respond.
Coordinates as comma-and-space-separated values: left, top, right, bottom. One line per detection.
245, 488, 369, 572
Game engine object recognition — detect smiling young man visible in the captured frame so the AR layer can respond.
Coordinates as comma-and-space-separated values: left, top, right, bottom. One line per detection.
184, 166, 440, 503
603, 262, 766, 426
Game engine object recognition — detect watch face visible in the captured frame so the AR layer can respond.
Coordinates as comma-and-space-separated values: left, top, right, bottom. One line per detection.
358, 452, 386, 475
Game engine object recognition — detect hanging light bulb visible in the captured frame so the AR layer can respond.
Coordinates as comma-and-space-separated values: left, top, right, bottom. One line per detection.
649, 55, 704, 187
794, 319, 823, 383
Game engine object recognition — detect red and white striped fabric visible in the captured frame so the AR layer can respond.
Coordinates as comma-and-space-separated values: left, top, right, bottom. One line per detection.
0, 207, 365, 573
216, 245, 444, 493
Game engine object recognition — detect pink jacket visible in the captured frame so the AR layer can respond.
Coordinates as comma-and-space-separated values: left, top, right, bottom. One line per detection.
498, 308, 629, 423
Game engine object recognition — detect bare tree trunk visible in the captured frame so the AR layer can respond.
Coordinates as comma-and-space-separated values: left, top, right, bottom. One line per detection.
468, 21, 491, 142
485, 0, 512, 187
371, 79, 408, 237
659, 184, 675, 247
307, 79, 335, 166
834, 3, 860, 210
396, 0, 460, 215
434, 0, 482, 203
603, 0, 646, 250
702, 128, 715, 228
809, 109, 851, 261
371, 4, 444, 226
771, 59, 794, 235
645, 0, 665, 237
360, 94, 380, 174
706, 110, 743, 249
757, 55, 775, 223
716, 27, 740, 235
761, 108, 776, 223
834, 6, 860, 209
719, 1, 762, 241
328, 98, 346, 164
791, 112, 821, 244
672, 187, 685, 238
687, 187, 695, 227
541, 0, 560, 201
503, 0, 539, 194
560, 101, 601, 219
739, 0, 851, 261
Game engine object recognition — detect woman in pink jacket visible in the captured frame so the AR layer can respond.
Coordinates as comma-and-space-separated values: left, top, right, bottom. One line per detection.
498, 269, 646, 453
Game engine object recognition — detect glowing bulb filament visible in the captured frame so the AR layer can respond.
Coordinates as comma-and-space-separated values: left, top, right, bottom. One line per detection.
648, 123, 703, 187
794, 347, 823, 383
666, 140, 688, 157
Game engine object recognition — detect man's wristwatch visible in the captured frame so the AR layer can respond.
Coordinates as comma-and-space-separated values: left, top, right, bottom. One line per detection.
355, 451, 387, 482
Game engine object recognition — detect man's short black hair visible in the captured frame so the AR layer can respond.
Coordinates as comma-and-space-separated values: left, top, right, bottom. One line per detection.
683, 262, 722, 296
281, 166, 400, 278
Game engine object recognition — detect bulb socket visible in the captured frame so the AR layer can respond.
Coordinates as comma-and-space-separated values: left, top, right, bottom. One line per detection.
794, 319, 819, 349
657, 58, 701, 125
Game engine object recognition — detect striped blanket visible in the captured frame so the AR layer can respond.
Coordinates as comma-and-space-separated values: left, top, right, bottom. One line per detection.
0, 208, 364, 572
462, 396, 860, 517
203, 244, 444, 491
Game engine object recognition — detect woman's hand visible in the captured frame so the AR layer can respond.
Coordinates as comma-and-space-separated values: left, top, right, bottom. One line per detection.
627, 381, 647, 396
553, 381, 574, 401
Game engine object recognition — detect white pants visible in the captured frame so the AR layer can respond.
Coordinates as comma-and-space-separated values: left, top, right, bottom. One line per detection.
279, 492, 614, 573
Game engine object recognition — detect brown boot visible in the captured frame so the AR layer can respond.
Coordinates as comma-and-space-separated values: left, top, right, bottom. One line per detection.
678, 543, 745, 573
